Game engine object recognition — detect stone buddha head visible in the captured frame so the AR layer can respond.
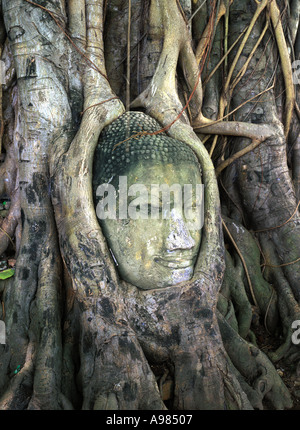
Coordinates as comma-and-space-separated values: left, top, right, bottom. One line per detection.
93, 112, 203, 290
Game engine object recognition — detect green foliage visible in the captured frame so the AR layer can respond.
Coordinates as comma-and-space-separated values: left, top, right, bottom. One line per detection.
0, 268, 15, 280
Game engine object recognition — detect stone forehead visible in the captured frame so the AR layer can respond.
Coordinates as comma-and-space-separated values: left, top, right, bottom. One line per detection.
93, 111, 201, 185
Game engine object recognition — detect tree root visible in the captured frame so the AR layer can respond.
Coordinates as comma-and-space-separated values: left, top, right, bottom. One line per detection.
1, 0, 299, 411
218, 311, 293, 410
0, 199, 19, 255
125, 0, 296, 408
220, 0, 300, 368
218, 250, 254, 339
0, 340, 34, 410
77, 307, 165, 410
269, 0, 295, 138
223, 216, 279, 334
121, 279, 251, 410
51, 0, 166, 409
195, 0, 229, 65
0, 81, 20, 256
0, 0, 75, 409
259, 232, 300, 362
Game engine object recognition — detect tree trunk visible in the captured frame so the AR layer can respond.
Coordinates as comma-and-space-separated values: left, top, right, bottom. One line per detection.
0, 0, 299, 410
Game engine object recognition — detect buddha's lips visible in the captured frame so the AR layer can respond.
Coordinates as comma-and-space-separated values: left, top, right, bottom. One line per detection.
154, 256, 194, 269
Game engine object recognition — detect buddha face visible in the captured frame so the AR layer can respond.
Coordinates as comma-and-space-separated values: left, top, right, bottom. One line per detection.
98, 161, 203, 290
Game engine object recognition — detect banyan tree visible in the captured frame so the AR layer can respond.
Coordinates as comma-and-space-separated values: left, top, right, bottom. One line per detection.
0, 0, 300, 410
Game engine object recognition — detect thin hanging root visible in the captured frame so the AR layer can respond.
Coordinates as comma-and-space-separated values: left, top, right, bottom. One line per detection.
296, 102, 300, 121
206, 0, 269, 157
0, 225, 15, 249
263, 257, 300, 269
195, 0, 232, 65
215, 139, 262, 176
176, 0, 188, 24
254, 199, 300, 233
195, 0, 220, 66
224, 0, 229, 70
224, 0, 269, 96
231, 17, 270, 90
193, 84, 275, 150
203, 29, 246, 87
269, 0, 295, 139
132, 0, 274, 178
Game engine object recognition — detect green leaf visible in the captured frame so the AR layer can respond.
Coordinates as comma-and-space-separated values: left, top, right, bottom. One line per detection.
0, 268, 15, 280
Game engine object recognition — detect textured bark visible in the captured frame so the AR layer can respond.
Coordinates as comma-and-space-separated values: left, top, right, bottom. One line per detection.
0, 0, 299, 410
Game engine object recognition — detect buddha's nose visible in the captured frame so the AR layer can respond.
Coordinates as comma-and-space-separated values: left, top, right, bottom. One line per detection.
166, 210, 195, 251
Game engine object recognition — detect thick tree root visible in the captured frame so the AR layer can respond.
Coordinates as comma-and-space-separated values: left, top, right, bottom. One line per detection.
220, 0, 300, 368
218, 250, 254, 339
1, 0, 299, 410
0, 78, 20, 257
259, 233, 300, 363
0, 0, 74, 409
222, 217, 279, 334
121, 278, 252, 410
218, 311, 293, 410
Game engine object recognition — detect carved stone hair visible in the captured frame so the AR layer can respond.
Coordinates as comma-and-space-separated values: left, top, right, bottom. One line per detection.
93, 111, 201, 188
